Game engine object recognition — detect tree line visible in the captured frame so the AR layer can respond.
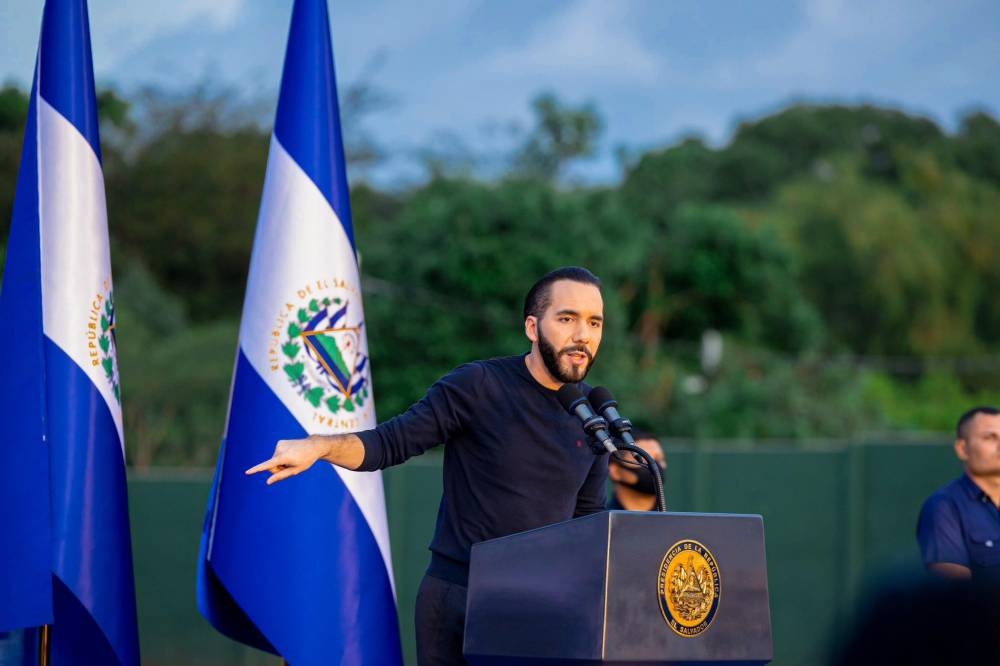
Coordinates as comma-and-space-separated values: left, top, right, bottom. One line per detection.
1, 83, 999, 466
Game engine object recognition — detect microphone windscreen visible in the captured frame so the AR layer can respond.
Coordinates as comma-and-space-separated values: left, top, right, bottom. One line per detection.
556, 383, 585, 413
587, 386, 616, 412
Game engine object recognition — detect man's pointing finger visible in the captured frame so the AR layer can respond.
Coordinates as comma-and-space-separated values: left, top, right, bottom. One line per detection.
245, 458, 280, 475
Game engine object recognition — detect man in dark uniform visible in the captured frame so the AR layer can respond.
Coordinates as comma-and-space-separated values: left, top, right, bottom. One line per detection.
917, 406, 1000, 582
247, 266, 610, 665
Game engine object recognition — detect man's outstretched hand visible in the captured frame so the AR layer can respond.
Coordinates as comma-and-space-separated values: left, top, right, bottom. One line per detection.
245, 437, 330, 485
245, 433, 365, 484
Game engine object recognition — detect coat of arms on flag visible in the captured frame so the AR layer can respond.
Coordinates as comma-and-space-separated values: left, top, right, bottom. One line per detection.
86, 281, 120, 404
269, 277, 372, 427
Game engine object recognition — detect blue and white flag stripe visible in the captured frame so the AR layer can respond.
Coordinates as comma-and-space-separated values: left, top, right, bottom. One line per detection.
235, 138, 395, 564
273, 0, 355, 252
0, 0, 140, 663
198, 1, 403, 663
38, 96, 125, 447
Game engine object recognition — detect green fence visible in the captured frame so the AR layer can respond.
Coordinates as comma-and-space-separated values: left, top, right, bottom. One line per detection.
129, 438, 959, 665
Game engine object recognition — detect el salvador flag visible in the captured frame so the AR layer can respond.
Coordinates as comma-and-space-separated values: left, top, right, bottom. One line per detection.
0, 0, 140, 664
197, 1, 404, 664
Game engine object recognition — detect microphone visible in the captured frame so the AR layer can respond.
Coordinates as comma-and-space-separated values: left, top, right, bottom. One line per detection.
588, 386, 667, 512
556, 384, 617, 455
587, 386, 636, 446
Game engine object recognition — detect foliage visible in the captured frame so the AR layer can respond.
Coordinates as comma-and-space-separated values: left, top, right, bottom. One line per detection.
512, 93, 603, 181
0, 84, 30, 132
774, 151, 1000, 359
621, 137, 718, 221
2, 83, 1000, 464
627, 204, 822, 360
654, 344, 883, 440
0, 85, 30, 242
104, 95, 268, 320
716, 104, 944, 200
950, 111, 1000, 187
114, 260, 234, 467
863, 371, 1000, 435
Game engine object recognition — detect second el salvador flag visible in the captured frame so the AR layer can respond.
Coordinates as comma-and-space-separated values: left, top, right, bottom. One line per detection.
0, 0, 140, 664
197, 1, 404, 664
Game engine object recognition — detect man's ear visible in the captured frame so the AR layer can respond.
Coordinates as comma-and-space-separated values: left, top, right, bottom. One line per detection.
955, 438, 969, 462
525, 315, 539, 343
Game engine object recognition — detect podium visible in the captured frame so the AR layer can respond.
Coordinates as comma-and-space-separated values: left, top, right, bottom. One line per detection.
464, 511, 772, 665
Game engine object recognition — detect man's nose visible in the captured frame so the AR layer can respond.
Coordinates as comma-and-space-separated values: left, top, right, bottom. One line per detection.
572, 321, 591, 343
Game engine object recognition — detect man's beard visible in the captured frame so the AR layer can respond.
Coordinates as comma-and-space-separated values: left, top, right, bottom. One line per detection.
538, 327, 597, 384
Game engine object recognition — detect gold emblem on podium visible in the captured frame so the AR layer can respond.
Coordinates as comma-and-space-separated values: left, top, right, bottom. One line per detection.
657, 539, 721, 637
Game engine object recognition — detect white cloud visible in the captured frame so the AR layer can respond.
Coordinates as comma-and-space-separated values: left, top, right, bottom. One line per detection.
89, 0, 243, 72
482, 0, 663, 87
708, 0, 969, 92
334, 0, 481, 52
0, 0, 244, 85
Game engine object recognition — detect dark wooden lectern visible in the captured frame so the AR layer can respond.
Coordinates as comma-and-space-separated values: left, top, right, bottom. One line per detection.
464, 511, 772, 665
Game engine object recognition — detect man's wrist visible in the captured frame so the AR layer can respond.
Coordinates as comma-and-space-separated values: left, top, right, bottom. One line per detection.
315, 433, 363, 470
313, 434, 340, 462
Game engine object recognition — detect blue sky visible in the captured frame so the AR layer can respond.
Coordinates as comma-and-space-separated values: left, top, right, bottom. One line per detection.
2, 0, 998, 184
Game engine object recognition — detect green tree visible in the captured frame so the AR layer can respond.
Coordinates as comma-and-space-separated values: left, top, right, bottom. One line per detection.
512, 93, 603, 181
950, 110, 1000, 187
774, 151, 1000, 358
661, 343, 882, 439
0, 84, 30, 132
621, 136, 718, 221
864, 370, 999, 434
105, 89, 269, 320
0, 85, 30, 243
715, 104, 944, 200
628, 204, 821, 362
115, 260, 235, 466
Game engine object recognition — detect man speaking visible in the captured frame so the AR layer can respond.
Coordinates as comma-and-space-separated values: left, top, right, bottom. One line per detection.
247, 266, 610, 665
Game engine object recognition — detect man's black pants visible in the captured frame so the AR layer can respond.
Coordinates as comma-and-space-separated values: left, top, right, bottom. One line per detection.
414, 573, 468, 666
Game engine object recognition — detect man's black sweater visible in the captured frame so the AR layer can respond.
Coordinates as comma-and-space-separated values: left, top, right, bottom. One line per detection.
356, 354, 608, 585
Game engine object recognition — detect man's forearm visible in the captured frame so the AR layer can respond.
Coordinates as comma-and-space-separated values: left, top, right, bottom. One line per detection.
316, 432, 366, 470
245, 432, 368, 485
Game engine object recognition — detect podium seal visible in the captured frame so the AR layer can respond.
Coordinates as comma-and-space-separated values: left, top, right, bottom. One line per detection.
657, 539, 721, 637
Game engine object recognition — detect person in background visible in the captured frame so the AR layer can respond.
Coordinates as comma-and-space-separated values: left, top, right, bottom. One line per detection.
916, 405, 1000, 582
607, 429, 665, 511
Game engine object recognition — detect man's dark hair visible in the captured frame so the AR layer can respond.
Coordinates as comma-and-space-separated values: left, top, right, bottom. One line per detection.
630, 428, 659, 443
956, 406, 1000, 439
523, 267, 602, 320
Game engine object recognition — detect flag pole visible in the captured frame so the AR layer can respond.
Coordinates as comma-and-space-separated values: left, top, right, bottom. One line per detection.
38, 625, 50, 666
